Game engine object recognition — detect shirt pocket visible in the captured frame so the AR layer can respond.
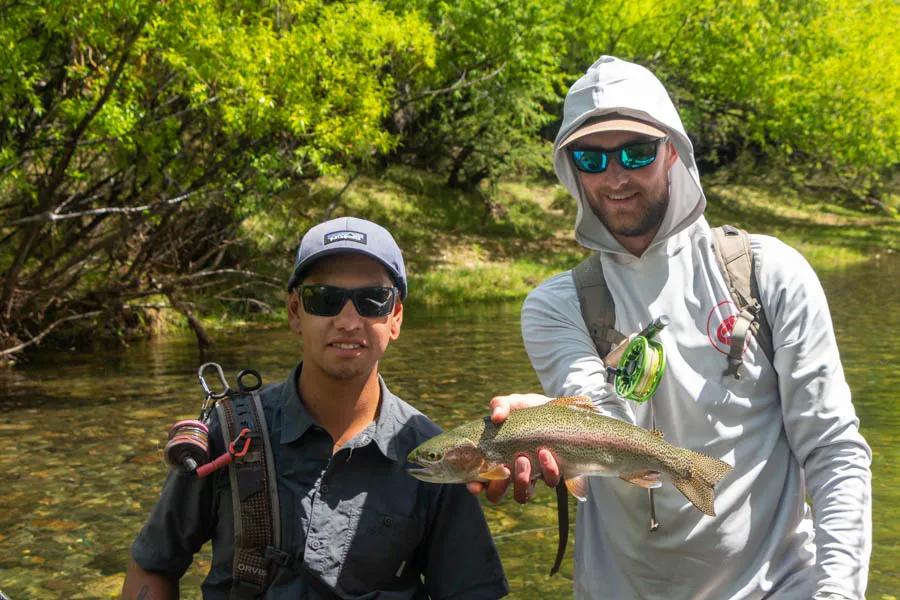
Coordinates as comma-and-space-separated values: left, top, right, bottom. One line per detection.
337, 508, 424, 593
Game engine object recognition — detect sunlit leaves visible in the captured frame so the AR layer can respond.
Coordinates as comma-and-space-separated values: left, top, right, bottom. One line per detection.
558, 0, 898, 200
0, 0, 437, 358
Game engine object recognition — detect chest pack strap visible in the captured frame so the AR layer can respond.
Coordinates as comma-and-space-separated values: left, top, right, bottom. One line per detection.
710, 225, 775, 377
572, 225, 774, 379
215, 389, 283, 599
572, 251, 626, 360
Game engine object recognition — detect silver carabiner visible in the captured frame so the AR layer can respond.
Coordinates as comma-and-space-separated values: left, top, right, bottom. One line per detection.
198, 362, 230, 400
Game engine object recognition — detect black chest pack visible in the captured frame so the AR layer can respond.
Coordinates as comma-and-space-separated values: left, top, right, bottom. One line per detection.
165, 365, 286, 599
572, 225, 775, 377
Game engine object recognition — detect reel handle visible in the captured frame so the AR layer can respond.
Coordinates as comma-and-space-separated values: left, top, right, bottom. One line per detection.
638, 315, 670, 341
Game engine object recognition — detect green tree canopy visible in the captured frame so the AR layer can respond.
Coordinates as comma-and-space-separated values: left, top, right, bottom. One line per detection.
560, 0, 899, 202
0, 0, 435, 359
1, 0, 896, 360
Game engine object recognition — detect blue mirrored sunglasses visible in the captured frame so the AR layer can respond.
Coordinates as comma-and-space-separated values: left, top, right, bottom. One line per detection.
569, 137, 668, 174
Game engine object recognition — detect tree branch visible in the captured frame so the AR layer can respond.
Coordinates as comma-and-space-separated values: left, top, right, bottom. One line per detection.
0, 310, 104, 357
398, 64, 506, 106
8, 189, 200, 225
172, 269, 283, 287
38, 12, 150, 212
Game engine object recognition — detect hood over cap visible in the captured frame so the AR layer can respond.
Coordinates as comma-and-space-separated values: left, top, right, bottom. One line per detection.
554, 56, 706, 255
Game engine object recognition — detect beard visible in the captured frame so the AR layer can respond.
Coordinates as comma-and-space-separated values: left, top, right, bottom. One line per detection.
599, 194, 669, 237
586, 169, 670, 240
322, 362, 371, 382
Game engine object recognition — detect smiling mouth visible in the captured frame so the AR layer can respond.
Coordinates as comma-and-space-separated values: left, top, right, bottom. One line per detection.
607, 192, 638, 201
332, 342, 363, 350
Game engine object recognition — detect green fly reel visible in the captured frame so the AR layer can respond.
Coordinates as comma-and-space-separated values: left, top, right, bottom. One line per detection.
613, 316, 670, 403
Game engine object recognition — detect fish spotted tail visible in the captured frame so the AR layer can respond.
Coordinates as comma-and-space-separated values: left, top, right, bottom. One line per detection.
673, 450, 732, 516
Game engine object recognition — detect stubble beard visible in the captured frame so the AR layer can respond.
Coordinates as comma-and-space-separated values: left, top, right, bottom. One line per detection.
323, 362, 367, 382
588, 169, 671, 239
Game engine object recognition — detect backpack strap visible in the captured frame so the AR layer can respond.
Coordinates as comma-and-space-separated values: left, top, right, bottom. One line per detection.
215, 389, 284, 599
711, 225, 775, 378
572, 252, 626, 360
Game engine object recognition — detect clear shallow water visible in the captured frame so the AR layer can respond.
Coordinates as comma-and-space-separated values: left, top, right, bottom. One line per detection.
0, 256, 896, 598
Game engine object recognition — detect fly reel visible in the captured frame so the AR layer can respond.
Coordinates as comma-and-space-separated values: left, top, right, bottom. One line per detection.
612, 316, 669, 403
163, 363, 263, 476
608, 315, 670, 533
163, 363, 230, 473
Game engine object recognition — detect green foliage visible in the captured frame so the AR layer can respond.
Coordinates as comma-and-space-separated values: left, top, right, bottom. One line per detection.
559, 0, 899, 204
1, 0, 896, 358
0, 0, 436, 358
385, 0, 565, 189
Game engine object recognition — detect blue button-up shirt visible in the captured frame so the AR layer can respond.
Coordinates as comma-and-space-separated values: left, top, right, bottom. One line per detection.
133, 364, 508, 599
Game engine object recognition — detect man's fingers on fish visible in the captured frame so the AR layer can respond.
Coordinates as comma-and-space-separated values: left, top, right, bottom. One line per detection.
490, 393, 554, 424
489, 396, 511, 424
485, 478, 510, 504
515, 480, 536, 504
513, 456, 534, 504
538, 448, 561, 487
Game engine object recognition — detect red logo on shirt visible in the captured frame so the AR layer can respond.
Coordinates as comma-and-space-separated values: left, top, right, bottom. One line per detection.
717, 315, 737, 345
707, 300, 745, 355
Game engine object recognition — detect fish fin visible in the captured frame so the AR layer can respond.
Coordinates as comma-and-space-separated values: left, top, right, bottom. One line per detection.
671, 450, 732, 516
673, 476, 717, 516
477, 464, 510, 481
619, 470, 662, 489
549, 396, 599, 413
565, 475, 589, 501
686, 449, 733, 486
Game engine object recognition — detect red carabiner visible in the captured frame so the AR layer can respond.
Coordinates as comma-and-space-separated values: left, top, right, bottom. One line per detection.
196, 427, 252, 478
229, 427, 252, 457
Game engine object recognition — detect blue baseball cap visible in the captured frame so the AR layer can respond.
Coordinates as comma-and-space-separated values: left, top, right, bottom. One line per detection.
287, 217, 408, 300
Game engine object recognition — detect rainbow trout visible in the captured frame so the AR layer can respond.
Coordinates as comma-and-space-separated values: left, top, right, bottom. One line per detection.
407, 397, 732, 574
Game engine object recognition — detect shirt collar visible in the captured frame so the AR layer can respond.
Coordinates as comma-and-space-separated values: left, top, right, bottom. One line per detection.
279, 363, 404, 463
279, 363, 316, 445
370, 376, 404, 463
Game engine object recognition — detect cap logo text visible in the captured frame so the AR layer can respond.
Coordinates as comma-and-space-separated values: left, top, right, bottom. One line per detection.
324, 230, 366, 245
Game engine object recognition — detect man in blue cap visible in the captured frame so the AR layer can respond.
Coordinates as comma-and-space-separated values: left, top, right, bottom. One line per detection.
123, 217, 509, 599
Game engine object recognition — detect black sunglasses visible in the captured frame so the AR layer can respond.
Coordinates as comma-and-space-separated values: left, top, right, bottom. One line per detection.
569, 137, 667, 174
299, 284, 398, 318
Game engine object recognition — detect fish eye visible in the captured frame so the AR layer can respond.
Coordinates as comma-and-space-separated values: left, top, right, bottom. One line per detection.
427, 451, 441, 461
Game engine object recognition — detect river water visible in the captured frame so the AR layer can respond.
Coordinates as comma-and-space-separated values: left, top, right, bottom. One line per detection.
0, 256, 896, 598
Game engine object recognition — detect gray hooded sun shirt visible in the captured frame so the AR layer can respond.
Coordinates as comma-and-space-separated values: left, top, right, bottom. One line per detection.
522, 56, 871, 599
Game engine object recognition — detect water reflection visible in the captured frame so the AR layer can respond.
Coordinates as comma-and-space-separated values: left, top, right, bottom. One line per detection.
0, 256, 895, 598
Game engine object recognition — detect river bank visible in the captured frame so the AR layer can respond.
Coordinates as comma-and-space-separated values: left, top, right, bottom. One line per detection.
8, 167, 899, 355
200, 167, 898, 329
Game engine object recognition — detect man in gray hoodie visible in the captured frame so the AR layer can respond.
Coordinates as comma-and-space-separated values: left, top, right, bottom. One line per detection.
470, 56, 871, 599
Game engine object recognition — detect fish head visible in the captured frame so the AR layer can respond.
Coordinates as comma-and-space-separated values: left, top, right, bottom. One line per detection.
406, 431, 489, 484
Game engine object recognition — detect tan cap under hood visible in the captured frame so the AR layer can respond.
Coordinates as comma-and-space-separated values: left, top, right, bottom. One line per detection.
553, 56, 706, 255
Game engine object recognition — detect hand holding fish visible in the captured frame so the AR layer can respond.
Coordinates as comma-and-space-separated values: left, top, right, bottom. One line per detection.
466, 336, 639, 504
465, 393, 561, 504
409, 396, 732, 516
409, 395, 733, 576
